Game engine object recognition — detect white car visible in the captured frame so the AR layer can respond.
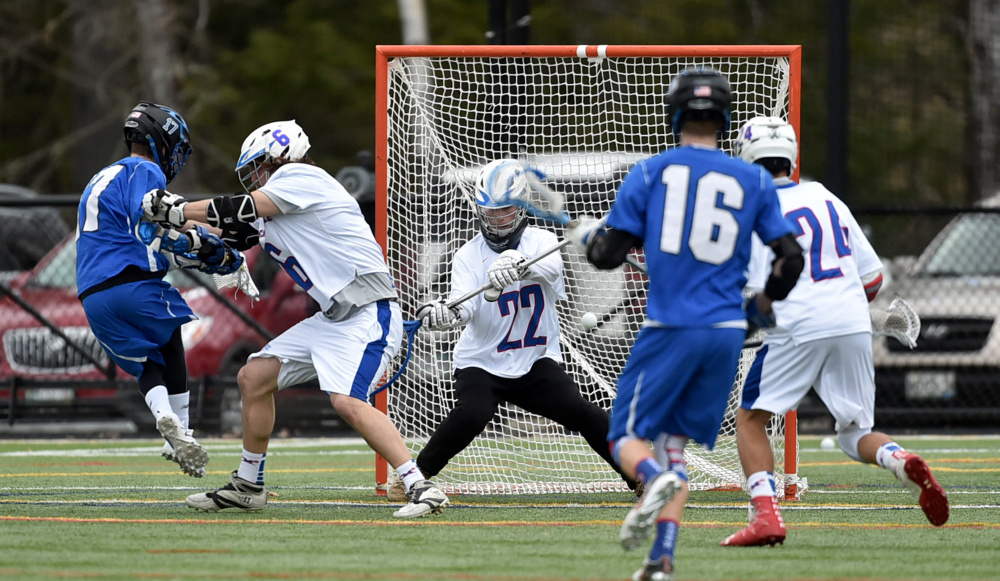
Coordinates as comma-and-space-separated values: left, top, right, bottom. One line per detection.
871, 193, 1000, 426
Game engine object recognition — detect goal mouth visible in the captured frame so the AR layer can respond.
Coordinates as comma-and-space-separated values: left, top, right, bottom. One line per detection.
375, 44, 802, 498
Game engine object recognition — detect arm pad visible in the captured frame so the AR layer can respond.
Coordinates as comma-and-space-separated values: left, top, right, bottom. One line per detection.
763, 233, 804, 300
221, 220, 260, 251
587, 228, 643, 270
207, 193, 258, 229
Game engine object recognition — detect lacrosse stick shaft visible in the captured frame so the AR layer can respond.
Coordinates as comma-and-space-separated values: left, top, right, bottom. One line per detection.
447, 238, 573, 309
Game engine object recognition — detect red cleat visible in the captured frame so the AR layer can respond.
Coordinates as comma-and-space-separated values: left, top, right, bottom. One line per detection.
897, 453, 949, 526
720, 496, 786, 547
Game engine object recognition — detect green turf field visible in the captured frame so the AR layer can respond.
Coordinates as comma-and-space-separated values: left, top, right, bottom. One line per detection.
1, 435, 997, 580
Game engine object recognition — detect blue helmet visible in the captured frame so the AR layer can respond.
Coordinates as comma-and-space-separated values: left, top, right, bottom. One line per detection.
124, 102, 192, 183
474, 159, 529, 253
666, 68, 732, 138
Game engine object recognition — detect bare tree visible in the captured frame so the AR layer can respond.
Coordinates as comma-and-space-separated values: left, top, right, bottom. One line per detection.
968, 0, 1000, 201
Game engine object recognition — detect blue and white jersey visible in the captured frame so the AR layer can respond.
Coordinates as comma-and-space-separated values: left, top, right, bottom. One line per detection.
76, 157, 171, 297
450, 227, 566, 378
606, 145, 793, 327
746, 178, 882, 344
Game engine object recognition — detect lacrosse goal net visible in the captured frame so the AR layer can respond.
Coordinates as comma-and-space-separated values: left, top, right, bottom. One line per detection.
375, 45, 804, 498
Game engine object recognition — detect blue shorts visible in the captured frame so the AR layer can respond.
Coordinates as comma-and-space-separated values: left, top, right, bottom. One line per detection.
82, 279, 196, 378
608, 326, 745, 449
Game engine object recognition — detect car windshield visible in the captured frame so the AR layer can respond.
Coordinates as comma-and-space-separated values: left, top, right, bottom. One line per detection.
30, 240, 213, 290
920, 213, 1000, 276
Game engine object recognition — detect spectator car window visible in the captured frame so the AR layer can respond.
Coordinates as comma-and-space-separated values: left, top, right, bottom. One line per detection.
922, 214, 1000, 276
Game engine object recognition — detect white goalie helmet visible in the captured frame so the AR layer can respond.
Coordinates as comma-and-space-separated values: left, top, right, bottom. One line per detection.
474, 159, 529, 253
734, 116, 798, 173
235, 120, 311, 192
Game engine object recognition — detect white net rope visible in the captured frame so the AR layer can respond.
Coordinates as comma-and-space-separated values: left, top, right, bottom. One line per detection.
383, 52, 795, 494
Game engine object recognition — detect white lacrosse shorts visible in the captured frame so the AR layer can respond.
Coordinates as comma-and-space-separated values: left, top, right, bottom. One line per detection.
249, 300, 403, 399
744, 332, 876, 431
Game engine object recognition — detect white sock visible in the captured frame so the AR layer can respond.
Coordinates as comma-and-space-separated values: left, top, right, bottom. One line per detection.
168, 392, 191, 429
396, 459, 426, 492
237, 449, 267, 485
746, 470, 777, 499
144, 386, 173, 421
876, 442, 906, 471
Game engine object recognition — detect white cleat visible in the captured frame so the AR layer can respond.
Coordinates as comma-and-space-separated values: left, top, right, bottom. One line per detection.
156, 413, 208, 478
186, 471, 267, 511
619, 471, 682, 551
393, 479, 449, 518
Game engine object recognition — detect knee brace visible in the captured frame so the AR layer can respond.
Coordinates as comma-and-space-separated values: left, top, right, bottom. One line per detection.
837, 423, 872, 462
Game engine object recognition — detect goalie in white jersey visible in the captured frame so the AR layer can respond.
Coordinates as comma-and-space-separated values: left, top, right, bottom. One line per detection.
721, 117, 948, 548
141, 120, 447, 518
412, 159, 637, 493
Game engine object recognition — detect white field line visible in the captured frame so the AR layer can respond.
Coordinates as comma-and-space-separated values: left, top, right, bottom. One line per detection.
0, 497, 996, 512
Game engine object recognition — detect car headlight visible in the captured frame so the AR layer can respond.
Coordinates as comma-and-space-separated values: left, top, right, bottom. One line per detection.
180, 317, 214, 348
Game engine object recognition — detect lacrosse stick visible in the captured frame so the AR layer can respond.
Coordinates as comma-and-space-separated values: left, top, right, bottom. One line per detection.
371, 237, 573, 397
871, 296, 920, 349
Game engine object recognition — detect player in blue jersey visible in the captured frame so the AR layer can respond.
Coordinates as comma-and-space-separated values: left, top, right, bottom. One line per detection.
567, 69, 804, 581
76, 102, 238, 478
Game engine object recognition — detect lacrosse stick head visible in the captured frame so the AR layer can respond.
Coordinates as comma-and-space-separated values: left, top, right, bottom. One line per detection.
871, 296, 920, 349
213, 259, 260, 303
473, 159, 530, 253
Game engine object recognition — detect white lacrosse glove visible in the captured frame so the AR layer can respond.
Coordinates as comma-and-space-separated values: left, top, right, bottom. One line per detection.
487, 249, 527, 291
415, 298, 464, 331
566, 215, 603, 253
142, 188, 188, 227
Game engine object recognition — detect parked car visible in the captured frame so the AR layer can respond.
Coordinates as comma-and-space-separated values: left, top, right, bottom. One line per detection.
871, 193, 1000, 427
0, 234, 346, 434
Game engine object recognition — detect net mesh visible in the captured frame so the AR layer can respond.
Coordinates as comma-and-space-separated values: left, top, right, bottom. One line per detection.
381, 49, 797, 494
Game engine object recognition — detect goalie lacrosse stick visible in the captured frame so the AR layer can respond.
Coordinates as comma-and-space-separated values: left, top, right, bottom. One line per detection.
371, 237, 573, 397
871, 296, 920, 349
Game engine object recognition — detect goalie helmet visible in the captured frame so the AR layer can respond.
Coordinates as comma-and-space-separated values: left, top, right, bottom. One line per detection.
666, 68, 732, 138
123, 102, 192, 184
734, 116, 799, 173
235, 120, 311, 192
473, 159, 529, 253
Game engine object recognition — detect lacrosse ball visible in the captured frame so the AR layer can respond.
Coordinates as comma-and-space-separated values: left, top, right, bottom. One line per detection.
580, 312, 598, 330
820, 437, 836, 450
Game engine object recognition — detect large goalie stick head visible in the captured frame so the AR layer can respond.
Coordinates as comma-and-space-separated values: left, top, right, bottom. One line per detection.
871, 296, 921, 349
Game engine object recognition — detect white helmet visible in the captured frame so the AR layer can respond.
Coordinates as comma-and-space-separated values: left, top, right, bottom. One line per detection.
235, 120, 311, 192
473, 159, 529, 253
734, 116, 798, 173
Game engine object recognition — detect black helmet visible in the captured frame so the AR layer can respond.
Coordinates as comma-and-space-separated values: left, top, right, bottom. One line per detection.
123, 102, 192, 183
666, 68, 732, 138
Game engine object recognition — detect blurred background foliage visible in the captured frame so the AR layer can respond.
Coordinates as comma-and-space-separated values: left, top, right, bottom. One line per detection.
0, 0, 985, 205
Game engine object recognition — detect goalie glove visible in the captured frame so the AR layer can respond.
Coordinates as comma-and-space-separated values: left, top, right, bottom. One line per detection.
487, 249, 527, 291
142, 188, 188, 227
415, 298, 465, 331
566, 215, 603, 254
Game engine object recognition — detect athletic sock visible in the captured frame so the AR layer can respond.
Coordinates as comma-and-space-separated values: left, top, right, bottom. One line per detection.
648, 519, 679, 567
634, 457, 664, 485
237, 449, 267, 485
746, 470, 777, 499
875, 442, 906, 471
167, 392, 191, 429
664, 435, 689, 482
396, 459, 426, 492
144, 386, 173, 421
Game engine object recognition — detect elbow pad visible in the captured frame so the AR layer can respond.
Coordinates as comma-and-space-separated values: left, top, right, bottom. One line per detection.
588, 229, 642, 270
764, 234, 804, 301
207, 193, 258, 229
861, 270, 883, 303
221, 220, 261, 251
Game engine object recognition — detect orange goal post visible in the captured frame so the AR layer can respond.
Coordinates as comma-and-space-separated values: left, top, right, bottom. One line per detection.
373, 44, 805, 499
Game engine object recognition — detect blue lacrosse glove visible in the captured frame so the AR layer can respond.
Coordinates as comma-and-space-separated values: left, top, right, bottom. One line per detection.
743, 292, 776, 334
183, 226, 244, 274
